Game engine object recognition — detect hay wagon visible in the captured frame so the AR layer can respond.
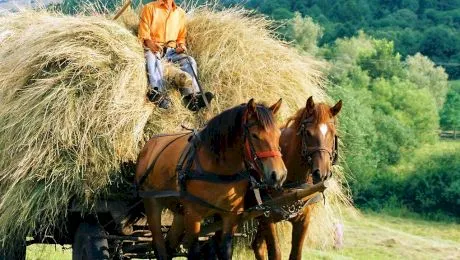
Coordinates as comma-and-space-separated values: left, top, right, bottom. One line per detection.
1, 176, 327, 260
0, 5, 339, 260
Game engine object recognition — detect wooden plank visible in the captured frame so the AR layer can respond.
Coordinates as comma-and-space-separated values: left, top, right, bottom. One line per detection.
113, 0, 132, 20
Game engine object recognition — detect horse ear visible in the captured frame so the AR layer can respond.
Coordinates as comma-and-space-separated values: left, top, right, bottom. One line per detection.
306, 96, 314, 111
247, 98, 257, 116
269, 98, 282, 115
331, 100, 342, 116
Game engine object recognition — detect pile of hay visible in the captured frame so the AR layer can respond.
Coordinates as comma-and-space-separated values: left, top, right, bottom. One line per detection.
0, 5, 350, 252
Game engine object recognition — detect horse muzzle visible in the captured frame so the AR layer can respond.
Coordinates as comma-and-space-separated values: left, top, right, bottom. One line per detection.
312, 169, 331, 184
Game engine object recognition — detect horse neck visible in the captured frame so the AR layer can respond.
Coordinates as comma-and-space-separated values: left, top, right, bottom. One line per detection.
197, 141, 245, 175
281, 126, 311, 184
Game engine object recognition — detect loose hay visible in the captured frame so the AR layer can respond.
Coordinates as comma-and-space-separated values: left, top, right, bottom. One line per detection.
0, 10, 152, 249
0, 5, 351, 253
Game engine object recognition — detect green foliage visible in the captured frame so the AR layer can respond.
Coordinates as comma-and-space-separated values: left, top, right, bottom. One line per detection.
234, 0, 460, 79
405, 53, 449, 109
324, 32, 450, 217
284, 12, 323, 54
329, 82, 378, 198
354, 142, 460, 219
440, 81, 460, 130
358, 39, 404, 79
403, 150, 460, 218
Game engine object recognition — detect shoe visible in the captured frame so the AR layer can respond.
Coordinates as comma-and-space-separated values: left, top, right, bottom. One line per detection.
148, 89, 172, 109
183, 94, 199, 112
183, 92, 214, 112
197, 92, 214, 109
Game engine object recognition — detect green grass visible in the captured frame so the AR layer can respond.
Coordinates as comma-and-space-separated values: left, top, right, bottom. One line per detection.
27, 211, 460, 260
26, 244, 71, 260
304, 212, 460, 260
450, 80, 460, 87
234, 211, 460, 260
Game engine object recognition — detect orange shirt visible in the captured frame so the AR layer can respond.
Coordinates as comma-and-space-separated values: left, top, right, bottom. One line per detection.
138, 0, 187, 47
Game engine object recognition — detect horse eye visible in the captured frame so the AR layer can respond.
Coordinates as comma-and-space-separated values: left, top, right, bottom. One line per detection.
306, 130, 312, 137
251, 133, 260, 140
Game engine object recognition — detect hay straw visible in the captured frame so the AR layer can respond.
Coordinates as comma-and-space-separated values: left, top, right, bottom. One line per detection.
0, 5, 351, 253
0, 10, 152, 248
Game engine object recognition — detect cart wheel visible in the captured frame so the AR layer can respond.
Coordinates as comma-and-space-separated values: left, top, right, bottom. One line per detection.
0, 241, 26, 260
72, 222, 109, 260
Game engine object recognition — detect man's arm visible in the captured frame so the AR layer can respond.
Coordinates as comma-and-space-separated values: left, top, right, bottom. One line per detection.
138, 5, 160, 52
176, 11, 187, 53
144, 39, 160, 53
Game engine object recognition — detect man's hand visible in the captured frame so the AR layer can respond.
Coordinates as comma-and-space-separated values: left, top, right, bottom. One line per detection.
176, 44, 187, 54
145, 39, 161, 53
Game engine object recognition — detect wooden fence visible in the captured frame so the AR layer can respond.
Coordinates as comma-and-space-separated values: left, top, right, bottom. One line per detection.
439, 130, 458, 140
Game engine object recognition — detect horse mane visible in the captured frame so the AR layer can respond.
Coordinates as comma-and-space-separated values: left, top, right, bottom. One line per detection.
284, 103, 333, 130
200, 103, 276, 160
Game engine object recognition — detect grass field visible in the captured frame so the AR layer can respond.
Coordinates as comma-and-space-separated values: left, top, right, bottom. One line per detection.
26, 211, 460, 260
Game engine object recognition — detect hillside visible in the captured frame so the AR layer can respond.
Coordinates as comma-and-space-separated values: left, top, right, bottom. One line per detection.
222, 0, 460, 79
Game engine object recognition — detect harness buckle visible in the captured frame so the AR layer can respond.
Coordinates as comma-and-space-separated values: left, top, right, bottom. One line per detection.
264, 210, 271, 218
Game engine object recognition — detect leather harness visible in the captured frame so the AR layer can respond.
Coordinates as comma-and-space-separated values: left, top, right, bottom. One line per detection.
135, 110, 282, 214
134, 114, 338, 217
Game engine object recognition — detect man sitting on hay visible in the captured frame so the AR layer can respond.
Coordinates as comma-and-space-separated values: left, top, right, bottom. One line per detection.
139, 0, 214, 111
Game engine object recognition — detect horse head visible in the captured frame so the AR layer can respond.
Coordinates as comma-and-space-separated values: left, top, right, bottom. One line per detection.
200, 98, 287, 189
243, 98, 287, 189
298, 96, 342, 184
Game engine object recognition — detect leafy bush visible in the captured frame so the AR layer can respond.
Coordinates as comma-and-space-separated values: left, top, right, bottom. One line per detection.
325, 32, 449, 217
402, 144, 460, 218
440, 81, 460, 131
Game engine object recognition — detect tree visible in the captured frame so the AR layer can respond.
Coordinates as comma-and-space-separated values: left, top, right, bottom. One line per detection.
359, 38, 405, 79
271, 8, 294, 20
285, 12, 323, 54
401, 0, 419, 11
405, 53, 449, 109
440, 83, 460, 136
421, 25, 459, 59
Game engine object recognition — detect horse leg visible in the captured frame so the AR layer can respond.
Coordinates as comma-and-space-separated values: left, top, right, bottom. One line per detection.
217, 215, 239, 260
201, 230, 221, 260
288, 207, 312, 260
251, 221, 267, 260
144, 198, 168, 260
182, 209, 202, 260
165, 213, 184, 255
262, 220, 281, 260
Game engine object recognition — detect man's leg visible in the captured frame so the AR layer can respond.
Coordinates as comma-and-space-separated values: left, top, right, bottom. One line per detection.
145, 50, 171, 109
145, 50, 165, 92
165, 50, 198, 94
165, 49, 214, 110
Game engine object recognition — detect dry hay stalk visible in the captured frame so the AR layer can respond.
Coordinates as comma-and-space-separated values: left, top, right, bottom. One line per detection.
0, 5, 352, 252
0, 10, 152, 249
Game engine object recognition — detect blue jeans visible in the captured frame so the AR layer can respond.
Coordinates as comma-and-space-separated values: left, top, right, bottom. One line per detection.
145, 48, 199, 95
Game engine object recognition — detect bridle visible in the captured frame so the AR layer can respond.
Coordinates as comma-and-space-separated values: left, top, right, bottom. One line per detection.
242, 108, 282, 181
298, 118, 339, 167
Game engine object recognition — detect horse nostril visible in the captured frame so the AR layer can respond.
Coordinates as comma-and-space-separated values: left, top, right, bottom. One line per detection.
271, 171, 277, 182
312, 169, 321, 184
312, 169, 320, 177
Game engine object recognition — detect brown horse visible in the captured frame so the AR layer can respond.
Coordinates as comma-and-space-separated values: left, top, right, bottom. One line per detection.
135, 99, 287, 260
251, 96, 342, 260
